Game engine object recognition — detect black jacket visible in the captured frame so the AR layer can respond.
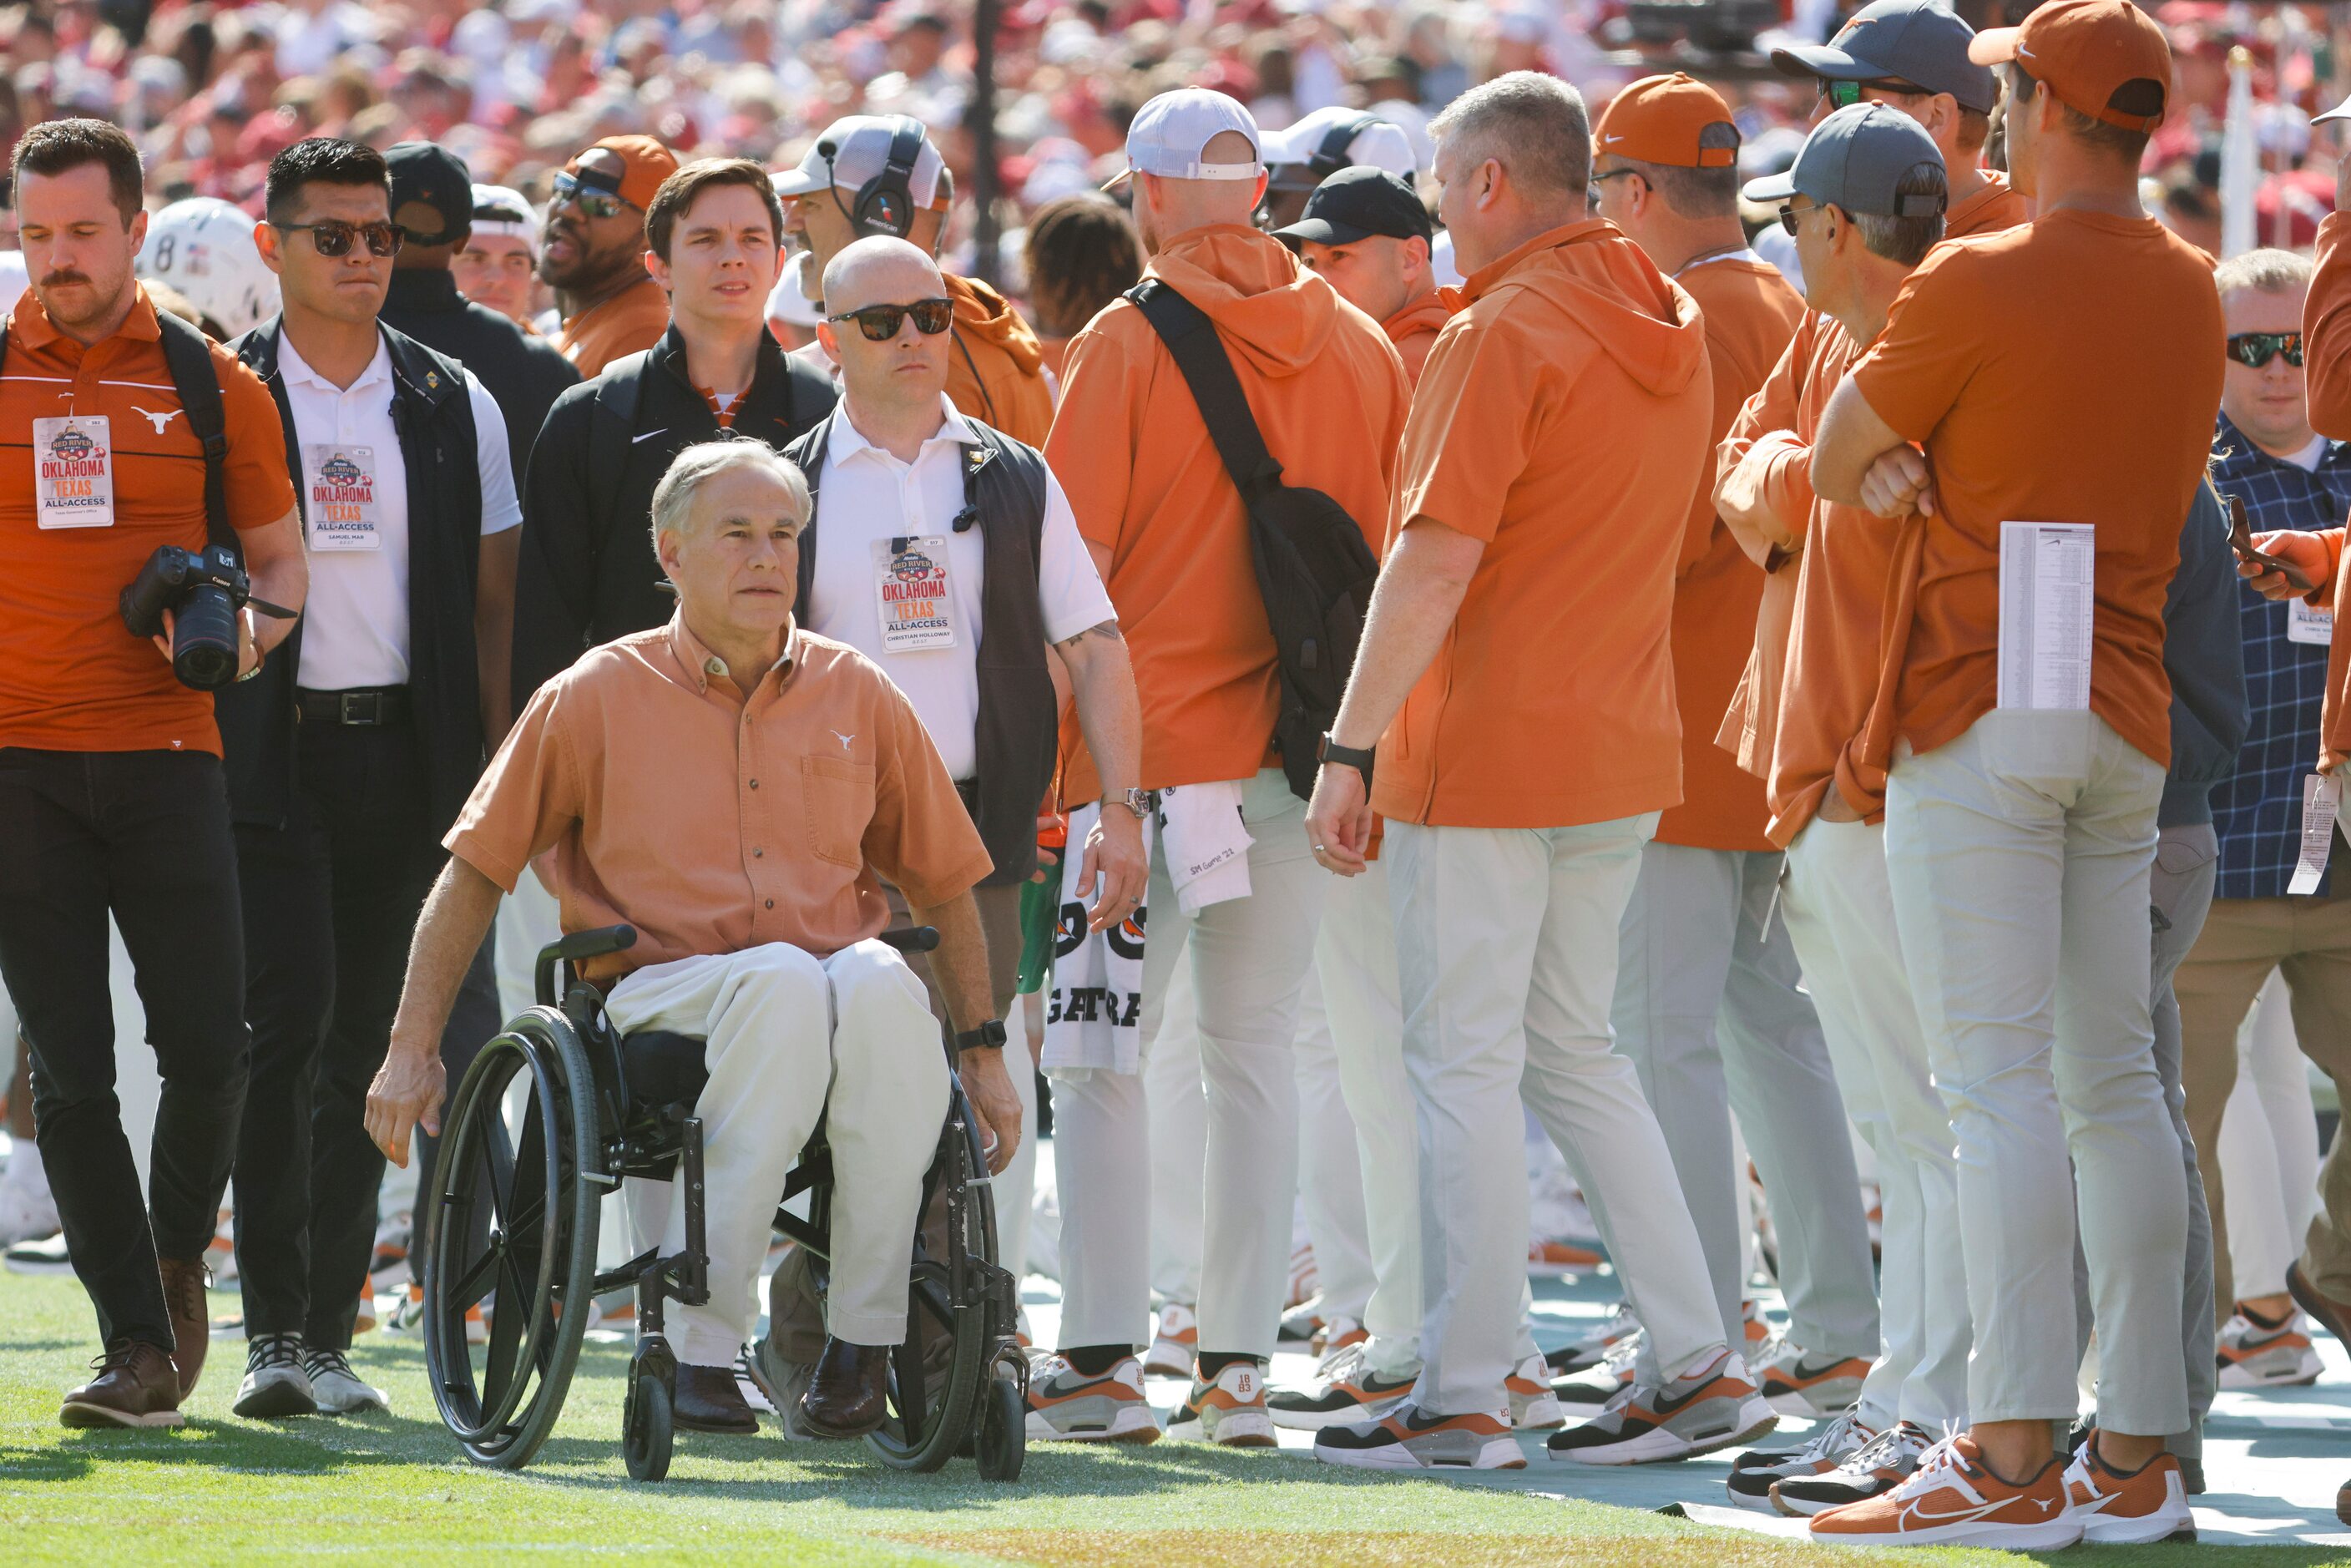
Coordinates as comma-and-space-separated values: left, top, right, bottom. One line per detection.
218, 319, 490, 837
510, 321, 836, 708
784, 411, 1057, 885
2162, 479, 2251, 828
380, 266, 577, 491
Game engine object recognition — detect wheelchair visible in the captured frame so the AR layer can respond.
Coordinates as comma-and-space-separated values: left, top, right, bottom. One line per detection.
418, 923, 1028, 1483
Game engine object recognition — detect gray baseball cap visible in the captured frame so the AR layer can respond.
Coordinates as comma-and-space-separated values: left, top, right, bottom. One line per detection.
1772, 0, 1998, 115
1742, 102, 1948, 218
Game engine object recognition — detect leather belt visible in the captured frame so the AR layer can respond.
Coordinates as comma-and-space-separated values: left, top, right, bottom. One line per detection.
294, 686, 412, 726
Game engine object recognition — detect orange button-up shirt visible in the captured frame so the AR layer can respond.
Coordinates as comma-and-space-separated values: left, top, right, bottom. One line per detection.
445, 615, 993, 982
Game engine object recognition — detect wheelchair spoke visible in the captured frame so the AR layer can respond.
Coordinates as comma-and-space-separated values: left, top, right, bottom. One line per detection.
911, 1272, 956, 1333
446, 1237, 504, 1313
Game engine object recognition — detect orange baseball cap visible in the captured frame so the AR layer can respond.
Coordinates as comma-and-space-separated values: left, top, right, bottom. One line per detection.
1593, 73, 1739, 169
565, 134, 680, 211
1967, 0, 2170, 133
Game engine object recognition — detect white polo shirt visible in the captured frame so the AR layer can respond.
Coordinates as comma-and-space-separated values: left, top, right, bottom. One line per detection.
281, 331, 520, 691
803, 394, 1113, 780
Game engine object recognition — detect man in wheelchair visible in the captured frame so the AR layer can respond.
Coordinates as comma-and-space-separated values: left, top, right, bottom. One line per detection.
363, 439, 1023, 1439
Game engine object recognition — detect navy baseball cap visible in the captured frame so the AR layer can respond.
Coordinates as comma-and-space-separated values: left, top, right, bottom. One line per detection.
1772, 0, 1999, 116
1742, 102, 1948, 218
1272, 166, 1433, 249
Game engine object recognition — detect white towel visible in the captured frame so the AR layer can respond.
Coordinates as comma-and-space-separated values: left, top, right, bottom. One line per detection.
1158, 780, 1253, 914
1041, 802, 1153, 1075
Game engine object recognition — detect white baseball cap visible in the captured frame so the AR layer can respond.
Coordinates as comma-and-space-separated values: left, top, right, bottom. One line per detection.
771, 114, 946, 207
766, 249, 824, 330
1259, 106, 1417, 190
1106, 88, 1262, 189
469, 184, 540, 259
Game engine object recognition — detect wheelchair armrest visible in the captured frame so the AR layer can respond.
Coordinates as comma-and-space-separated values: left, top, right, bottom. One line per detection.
880, 926, 939, 954
535, 924, 636, 1008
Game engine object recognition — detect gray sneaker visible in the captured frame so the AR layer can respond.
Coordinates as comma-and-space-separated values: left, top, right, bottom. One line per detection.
742, 1336, 818, 1441
1546, 1349, 1775, 1464
233, 1333, 316, 1419
304, 1347, 388, 1414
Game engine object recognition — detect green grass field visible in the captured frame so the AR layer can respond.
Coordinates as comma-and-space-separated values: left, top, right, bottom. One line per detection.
0, 1274, 2344, 1565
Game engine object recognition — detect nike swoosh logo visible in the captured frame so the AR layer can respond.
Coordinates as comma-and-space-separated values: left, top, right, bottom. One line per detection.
1651, 1378, 1727, 1417
633, 427, 669, 444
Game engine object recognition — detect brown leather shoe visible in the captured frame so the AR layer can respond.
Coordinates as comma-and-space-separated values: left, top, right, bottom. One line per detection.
61, 1340, 185, 1429
156, 1257, 210, 1399
671, 1363, 759, 1434
798, 1337, 890, 1439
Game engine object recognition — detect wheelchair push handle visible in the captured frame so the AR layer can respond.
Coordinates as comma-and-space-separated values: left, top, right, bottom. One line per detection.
536, 924, 637, 1007
880, 926, 939, 953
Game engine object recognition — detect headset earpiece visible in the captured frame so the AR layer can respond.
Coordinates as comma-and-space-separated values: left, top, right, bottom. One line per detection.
851, 117, 928, 238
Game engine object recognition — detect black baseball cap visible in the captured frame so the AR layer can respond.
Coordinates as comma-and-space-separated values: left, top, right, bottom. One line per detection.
1272, 166, 1433, 250
387, 141, 475, 246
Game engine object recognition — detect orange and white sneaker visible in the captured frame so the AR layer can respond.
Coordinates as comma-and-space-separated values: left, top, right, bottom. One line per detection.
386, 1281, 488, 1344
1025, 1353, 1160, 1444
1287, 1241, 1319, 1310
1506, 1353, 1565, 1429
2064, 1434, 2196, 1545
353, 1287, 377, 1336
1547, 1348, 1775, 1464
1752, 1332, 1872, 1419
1316, 1403, 1525, 1470
1742, 1298, 1771, 1351
1166, 1360, 1276, 1447
1527, 1237, 1603, 1274
2216, 1305, 2323, 1389
1808, 1432, 2081, 1550
1310, 1314, 1367, 1358
1145, 1302, 1197, 1377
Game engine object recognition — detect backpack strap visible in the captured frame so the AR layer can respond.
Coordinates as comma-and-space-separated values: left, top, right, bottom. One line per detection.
1125, 279, 1283, 501
154, 310, 234, 557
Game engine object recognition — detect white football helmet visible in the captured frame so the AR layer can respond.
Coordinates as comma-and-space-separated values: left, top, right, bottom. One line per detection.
136, 197, 279, 338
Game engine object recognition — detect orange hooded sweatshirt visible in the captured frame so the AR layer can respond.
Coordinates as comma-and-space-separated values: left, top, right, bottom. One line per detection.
1381, 293, 1454, 387
1047, 224, 1411, 797
1373, 220, 1714, 831
943, 271, 1054, 448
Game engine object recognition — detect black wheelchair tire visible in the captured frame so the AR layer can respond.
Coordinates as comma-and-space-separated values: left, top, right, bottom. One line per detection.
422, 1008, 604, 1470
974, 1369, 1026, 1482
865, 1086, 996, 1472
622, 1367, 674, 1483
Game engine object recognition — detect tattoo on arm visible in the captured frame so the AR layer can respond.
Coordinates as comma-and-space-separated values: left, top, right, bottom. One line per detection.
1054, 620, 1124, 652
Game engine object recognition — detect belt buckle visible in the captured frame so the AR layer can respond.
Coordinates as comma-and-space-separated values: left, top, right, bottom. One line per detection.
338, 691, 380, 726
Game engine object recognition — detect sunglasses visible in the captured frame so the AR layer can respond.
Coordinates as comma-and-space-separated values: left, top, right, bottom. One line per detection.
1777, 197, 1823, 237
2227, 331, 2304, 370
1821, 77, 1925, 110
275, 219, 402, 259
550, 170, 635, 221
827, 297, 955, 341
1586, 167, 1646, 211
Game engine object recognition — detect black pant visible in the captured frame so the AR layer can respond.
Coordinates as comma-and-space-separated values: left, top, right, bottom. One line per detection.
0, 747, 250, 1354
230, 721, 444, 1348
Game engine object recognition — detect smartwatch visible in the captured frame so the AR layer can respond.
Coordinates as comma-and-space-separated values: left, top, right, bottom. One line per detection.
954, 1019, 1009, 1053
1317, 732, 1376, 790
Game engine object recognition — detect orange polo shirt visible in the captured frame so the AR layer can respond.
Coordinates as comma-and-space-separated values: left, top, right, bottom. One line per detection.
1372, 220, 1713, 830
1850, 210, 2224, 766
557, 275, 670, 378
1655, 254, 1803, 852
2298, 213, 2351, 770
446, 615, 993, 983
944, 271, 1054, 448
0, 285, 296, 757
1046, 224, 1408, 798
1380, 294, 1454, 387
1944, 171, 2030, 240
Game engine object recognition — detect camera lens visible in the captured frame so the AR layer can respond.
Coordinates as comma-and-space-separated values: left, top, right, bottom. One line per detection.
173, 583, 240, 690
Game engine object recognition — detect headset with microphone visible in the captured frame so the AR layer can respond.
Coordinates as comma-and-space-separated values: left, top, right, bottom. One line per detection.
1307, 113, 1383, 181
820, 116, 929, 239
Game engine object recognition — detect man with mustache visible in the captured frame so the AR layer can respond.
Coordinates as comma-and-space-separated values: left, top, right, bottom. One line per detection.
543, 136, 678, 378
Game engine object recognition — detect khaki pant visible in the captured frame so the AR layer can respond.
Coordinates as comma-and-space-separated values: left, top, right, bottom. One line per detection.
2176, 893, 2351, 1307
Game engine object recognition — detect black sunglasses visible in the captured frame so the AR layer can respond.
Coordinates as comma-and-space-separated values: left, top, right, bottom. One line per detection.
1821, 77, 1925, 110
1777, 196, 1823, 237
275, 219, 402, 259
550, 170, 635, 220
827, 297, 955, 341
2227, 331, 2304, 370
1586, 167, 1646, 211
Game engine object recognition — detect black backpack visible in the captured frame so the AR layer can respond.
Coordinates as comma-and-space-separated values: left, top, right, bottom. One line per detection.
1127, 280, 1381, 801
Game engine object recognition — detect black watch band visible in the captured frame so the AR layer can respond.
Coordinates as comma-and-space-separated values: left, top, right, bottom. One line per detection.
955, 1019, 1009, 1052
1317, 731, 1376, 789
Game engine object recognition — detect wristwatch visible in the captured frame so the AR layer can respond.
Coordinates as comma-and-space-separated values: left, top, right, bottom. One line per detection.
954, 1020, 1009, 1053
1110, 787, 1152, 821
1317, 732, 1376, 790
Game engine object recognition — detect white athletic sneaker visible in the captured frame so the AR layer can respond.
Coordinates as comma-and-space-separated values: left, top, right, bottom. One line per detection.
233, 1333, 316, 1419
1165, 1361, 1276, 1447
305, 1347, 388, 1414
1315, 1403, 1525, 1470
1546, 1349, 1775, 1464
1545, 1300, 1638, 1376
0, 1179, 58, 1249
3, 1229, 69, 1275
1145, 1302, 1197, 1377
1724, 1404, 1875, 1511
1506, 1352, 1565, 1429
2216, 1307, 2323, 1389
1751, 1330, 1872, 1419
1025, 1353, 1160, 1444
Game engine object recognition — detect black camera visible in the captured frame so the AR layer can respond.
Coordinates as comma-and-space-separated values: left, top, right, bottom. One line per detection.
119, 544, 260, 690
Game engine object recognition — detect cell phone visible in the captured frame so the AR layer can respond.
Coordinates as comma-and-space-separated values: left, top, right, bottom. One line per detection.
2230, 494, 2322, 592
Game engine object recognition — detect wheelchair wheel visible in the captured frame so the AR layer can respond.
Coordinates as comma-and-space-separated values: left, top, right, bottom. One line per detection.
975, 1368, 1026, 1482
622, 1360, 675, 1483
423, 1007, 604, 1470
866, 1086, 997, 1472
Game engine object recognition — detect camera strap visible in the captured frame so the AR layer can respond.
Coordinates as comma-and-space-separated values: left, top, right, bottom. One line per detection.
0, 308, 235, 559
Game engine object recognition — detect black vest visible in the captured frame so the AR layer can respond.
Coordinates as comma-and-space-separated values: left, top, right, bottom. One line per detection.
218, 321, 488, 837
783, 412, 1055, 886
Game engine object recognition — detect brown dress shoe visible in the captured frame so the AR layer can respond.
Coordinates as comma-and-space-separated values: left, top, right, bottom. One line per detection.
156, 1257, 210, 1399
671, 1363, 759, 1434
798, 1338, 891, 1439
61, 1340, 185, 1429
